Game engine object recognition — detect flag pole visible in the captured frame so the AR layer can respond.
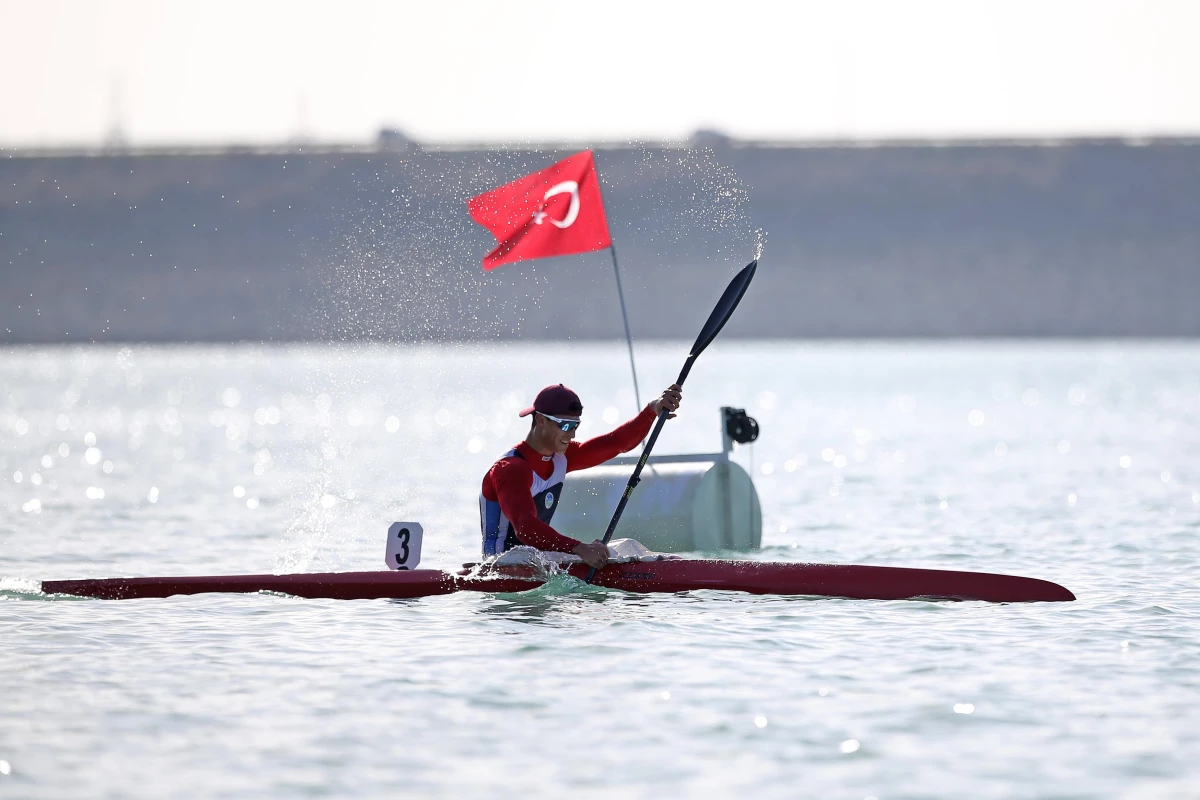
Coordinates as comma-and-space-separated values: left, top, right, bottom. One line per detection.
607, 242, 642, 411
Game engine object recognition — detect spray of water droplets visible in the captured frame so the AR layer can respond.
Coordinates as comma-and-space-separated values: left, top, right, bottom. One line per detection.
278, 142, 765, 568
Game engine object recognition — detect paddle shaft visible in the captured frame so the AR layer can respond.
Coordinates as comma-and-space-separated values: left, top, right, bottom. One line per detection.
583, 260, 757, 583
582, 359, 695, 582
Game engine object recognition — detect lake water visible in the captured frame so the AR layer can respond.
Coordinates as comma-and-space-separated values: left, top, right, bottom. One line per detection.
3, 341, 1198, 798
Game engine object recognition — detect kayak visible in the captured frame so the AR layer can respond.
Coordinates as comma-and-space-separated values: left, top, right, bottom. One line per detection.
42, 559, 1075, 602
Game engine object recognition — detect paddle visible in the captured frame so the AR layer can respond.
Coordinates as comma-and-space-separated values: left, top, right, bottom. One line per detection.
585, 259, 758, 583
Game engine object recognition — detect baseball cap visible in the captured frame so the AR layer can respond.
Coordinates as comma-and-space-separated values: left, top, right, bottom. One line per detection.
518, 384, 584, 418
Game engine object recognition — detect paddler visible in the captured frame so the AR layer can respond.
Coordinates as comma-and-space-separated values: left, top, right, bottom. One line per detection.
480, 383, 682, 570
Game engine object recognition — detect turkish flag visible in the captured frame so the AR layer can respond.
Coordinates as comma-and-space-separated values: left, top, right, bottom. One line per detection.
467, 150, 612, 271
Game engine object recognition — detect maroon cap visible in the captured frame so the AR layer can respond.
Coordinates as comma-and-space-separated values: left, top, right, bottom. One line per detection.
518, 384, 584, 418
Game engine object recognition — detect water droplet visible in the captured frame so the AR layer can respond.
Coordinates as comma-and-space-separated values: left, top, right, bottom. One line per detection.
968, 409, 985, 426
840, 739, 860, 754
1119, 455, 1132, 469
754, 715, 768, 728
953, 703, 975, 714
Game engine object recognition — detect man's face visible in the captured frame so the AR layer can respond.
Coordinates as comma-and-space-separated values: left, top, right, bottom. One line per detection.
538, 413, 581, 454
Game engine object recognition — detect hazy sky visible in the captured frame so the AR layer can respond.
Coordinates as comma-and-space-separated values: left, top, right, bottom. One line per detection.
2, 0, 1198, 146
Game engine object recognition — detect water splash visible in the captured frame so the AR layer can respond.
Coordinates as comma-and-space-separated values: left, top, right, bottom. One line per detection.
275, 143, 766, 570
1, 576, 50, 599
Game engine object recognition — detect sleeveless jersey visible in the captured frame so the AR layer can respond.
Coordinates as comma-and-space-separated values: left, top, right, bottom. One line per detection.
479, 448, 567, 556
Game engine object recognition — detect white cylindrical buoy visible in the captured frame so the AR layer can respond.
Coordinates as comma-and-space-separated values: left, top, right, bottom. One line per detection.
554, 457, 761, 552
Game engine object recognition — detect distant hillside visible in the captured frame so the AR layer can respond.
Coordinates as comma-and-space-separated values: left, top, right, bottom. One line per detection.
2, 137, 1198, 342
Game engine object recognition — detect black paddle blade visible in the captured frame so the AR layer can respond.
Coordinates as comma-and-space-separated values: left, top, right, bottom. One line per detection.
689, 260, 757, 357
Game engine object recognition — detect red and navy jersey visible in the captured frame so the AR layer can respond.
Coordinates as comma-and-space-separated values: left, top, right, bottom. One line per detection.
479, 447, 566, 556
479, 407, 655, 555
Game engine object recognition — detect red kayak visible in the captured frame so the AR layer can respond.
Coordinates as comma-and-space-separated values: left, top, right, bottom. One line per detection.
42, 559, 1074, 603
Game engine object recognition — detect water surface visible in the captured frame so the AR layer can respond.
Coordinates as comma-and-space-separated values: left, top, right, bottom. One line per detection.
3, 341, 1198, 798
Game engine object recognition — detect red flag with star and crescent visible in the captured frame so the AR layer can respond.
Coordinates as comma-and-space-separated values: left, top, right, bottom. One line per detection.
466, 150, 612, 271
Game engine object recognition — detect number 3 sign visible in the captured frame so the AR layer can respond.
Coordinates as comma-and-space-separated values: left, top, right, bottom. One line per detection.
385, 522, 424, 570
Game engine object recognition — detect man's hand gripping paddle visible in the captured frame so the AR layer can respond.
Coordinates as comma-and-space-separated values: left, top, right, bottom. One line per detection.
585, 259, 758, 583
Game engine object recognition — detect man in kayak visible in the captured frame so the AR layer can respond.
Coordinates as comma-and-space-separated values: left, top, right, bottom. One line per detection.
480, 383, 682, 570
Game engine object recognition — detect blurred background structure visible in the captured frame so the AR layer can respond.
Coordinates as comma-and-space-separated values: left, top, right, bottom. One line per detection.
2, 0, 1198, 343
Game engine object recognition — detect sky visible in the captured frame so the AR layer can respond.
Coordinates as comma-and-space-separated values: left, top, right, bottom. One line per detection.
1, 0, 1198, 146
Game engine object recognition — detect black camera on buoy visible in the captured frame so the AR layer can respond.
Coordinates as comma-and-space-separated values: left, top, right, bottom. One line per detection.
722, 407, 760, 446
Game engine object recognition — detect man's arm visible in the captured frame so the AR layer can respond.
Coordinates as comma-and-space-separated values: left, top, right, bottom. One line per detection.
566, 407, 655, 472
566, 384, 682, 472
490, 459, 583, 553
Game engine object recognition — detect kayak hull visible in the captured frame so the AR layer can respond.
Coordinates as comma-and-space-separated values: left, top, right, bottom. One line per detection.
576, 560, 1074, 602
43, 560, 1074, 603
42, 570, 458, 601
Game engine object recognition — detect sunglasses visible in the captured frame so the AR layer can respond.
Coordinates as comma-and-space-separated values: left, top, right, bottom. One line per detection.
539, 412, 581, 432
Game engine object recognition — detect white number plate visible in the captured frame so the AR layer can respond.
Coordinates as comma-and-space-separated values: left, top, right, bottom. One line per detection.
385, 522, 423, 570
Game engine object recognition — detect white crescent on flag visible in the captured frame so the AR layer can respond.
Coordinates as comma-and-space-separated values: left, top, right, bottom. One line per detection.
532, 181, 580, 229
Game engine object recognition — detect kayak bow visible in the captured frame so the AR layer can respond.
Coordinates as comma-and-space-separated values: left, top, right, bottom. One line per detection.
43, 559, 1074, 603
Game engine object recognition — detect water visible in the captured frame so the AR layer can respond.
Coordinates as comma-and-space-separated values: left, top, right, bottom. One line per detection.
3, 341, 1199, 798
